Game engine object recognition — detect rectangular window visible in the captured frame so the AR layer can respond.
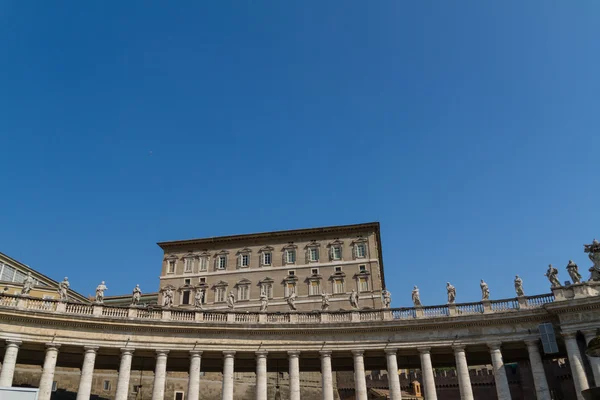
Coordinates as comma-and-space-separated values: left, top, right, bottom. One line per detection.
288, 270, 295, 276
103, 380, 111, 391
311, 268, 319, 275
359, 265, 366, 272
216, 287, 226, 302
332, 247, 342, 260
200, 257, 208, 271
334, 280, 344, 294
184, 278, 191, 285
263, 252, 272, 266
184, 258, 193, 272
285, 283, 296, 297
359, 278, 368, 292
175, 391, 185, 400
240, 254, 249, 268
238, 286, 249, 301
356, 244, 367, 258
286, 250, 296, 264
199, 277, 206, 283
262, 284, 273, 298
182, 291, 190, 305
52, 381, 58, 392
309, 280, 320, 295
309, 248, 319, 262
167, 261, 175, 274
335, 266, 342, 273
218, 256, 227, 270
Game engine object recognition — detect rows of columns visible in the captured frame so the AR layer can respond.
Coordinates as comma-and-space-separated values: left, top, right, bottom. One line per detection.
0, 335, 598, 400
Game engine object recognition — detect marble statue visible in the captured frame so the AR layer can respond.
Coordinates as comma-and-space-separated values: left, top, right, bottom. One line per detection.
566, 260, 582, 284
382, 289, 391, 309
194, 289, 204, 309
412, 286, 421, 307
287, 292, 297, 311
131, 284, 142, 306
480, 279, 490, 300
259, 293, 268, 312
514, 275, 524, 297
162, 287, 174, 308
446, 282, 456, 304
95, 281, 107, 304
350, 289, 359, 309
321, 292, 330, 311
584, 239, 600, 281
58, 277, 70, 302
545, 264, 561, 287
21, 272, 35, 296
226, 291, 236, 309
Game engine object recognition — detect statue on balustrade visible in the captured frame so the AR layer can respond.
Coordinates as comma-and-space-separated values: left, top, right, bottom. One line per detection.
226, 291, 236, 309
21, 272, 35, 296
131, 284, 142, 306
382, 289, 392, 309
545, 264, 561, 287
584, 239, 600, 281
514, 275, 524, 296
446, 282, 456, 304
480, 279, 490, 300
321, 292, 330, 311
287, 292, 297, 311
259, 293, 268, 312
194, 289, 205, 309
412, 286, 422, 307
58, 277, 70, 302
566, 260, 582, 284
162, 287, 174, 308
350, 289, 359, 309
95, 281, 107, 304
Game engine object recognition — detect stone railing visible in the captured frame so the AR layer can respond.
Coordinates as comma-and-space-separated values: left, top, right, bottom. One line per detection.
0, 292, 561, 325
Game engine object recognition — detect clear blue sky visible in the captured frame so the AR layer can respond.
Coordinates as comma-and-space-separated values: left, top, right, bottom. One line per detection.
1, 1, 598, 305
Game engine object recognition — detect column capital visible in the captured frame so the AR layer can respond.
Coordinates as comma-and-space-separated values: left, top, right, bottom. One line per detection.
45, 343, 61, 351
351, 349, 364, 356
6, 339, 22, 347
417, 346, 431, 354
120, 348, 135, 355
487, 342, 502, 351
256, 350, 268, 358
189, 350, 203, 357
287, 350, 301, 357
83, 346, 99, 353
562, 331, 578, 340
223, 350, 236, 358
155, 349, 170, 356
452, 344, 466, 352
319, 350, 332, 358
524, 339, 539, 347
384, 348, 398, 355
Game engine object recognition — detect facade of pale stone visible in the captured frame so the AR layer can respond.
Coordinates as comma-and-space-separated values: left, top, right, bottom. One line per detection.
156, 223, 385, 312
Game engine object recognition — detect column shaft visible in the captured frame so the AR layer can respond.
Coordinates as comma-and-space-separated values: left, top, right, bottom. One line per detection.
76, 346, 98, 400
418, 347, 437, 400
488, 343, 512, 400
385, 350, 402, 400
583, 331, 600, 387
288, 351, 301, 400
453, 346, 474, 400
525, 340, 551, 400
255, 351, 268, 400
222, 351, 235, 400
564, 333, 589, 400
352, 350, 368, 400
187, 351, 203, 400
115, 348, 135, 400
38, 344, 61, 400
0, 340, 22, 387
151, 350, 169, 400
320, 351, 334, 400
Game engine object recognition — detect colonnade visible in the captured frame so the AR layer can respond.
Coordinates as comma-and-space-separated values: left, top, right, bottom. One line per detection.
0, 335, 598, 400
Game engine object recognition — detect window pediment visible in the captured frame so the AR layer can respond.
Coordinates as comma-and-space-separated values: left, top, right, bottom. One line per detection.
236, 248, 252, 255
330, 272, 346, 279
354, 271, 371, 278
259, 277, 274, 284
198, 251, 211, 257
283, 275, 298, 284
305, 241, 321, 249
281, 243, 297, 251
161, 284, 176, 291
259, 246, 274, 253
327, 239, 344, 247
235, 278, 251, 287
351, 238, 368, 245
213, 280, 229, 288
164, 254, 178, 261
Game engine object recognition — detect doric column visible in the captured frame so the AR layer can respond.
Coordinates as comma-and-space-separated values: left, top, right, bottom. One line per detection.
418, 347, 437, 400
352, 350, 368, 400
453, 345, 474, 400
187, 351, 203, 400
320, 351, 334, 400
76, 346, 99, 400
582, 330, 600, 387
0, 340, 22, 387
255, 351, 268, 400
385, 349, 402, 400
115, 348, 135, 400
38, 343, 61, 400
564, 332, 589, 400
488, 342, 512, 400
288, 351, 301, 400
525, 340, 551, 400
222, 351, 236, 400
151, 350, 169, 400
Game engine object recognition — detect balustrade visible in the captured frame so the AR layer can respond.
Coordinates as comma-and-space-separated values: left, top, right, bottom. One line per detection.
489, 298, 519, 312
203, 312, 227, 322
171, 310, 195, 321
455, 302, 484, 315
66, 303, 93, 315
527, 293, 554, 307
102, 307, 129, 318
422, 305, 449, 317
234, 312, 259, 323
26, 298, 57, 311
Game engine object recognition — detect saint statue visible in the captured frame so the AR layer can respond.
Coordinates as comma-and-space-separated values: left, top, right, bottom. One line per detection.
194, 289, 204, 309
382, 289, 392, 309
58, 277, 70, 302
131, 284, 142, 306
446, 282, 456, 304
412, 286, 421, 307
163, 287, 174, 308
514, 275, 525, 297
566, 260, 582, 284
350, 289, 359, 309
321, 292, 330, 311
545, 264, 561, 287
21, 272, 35, 296
95, 281, 107, 304
259, 293, 268, 312
287, 292, 297, 311
226, 291, 236, 309
480, 279, 490, 300
585, 239, 600, 281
